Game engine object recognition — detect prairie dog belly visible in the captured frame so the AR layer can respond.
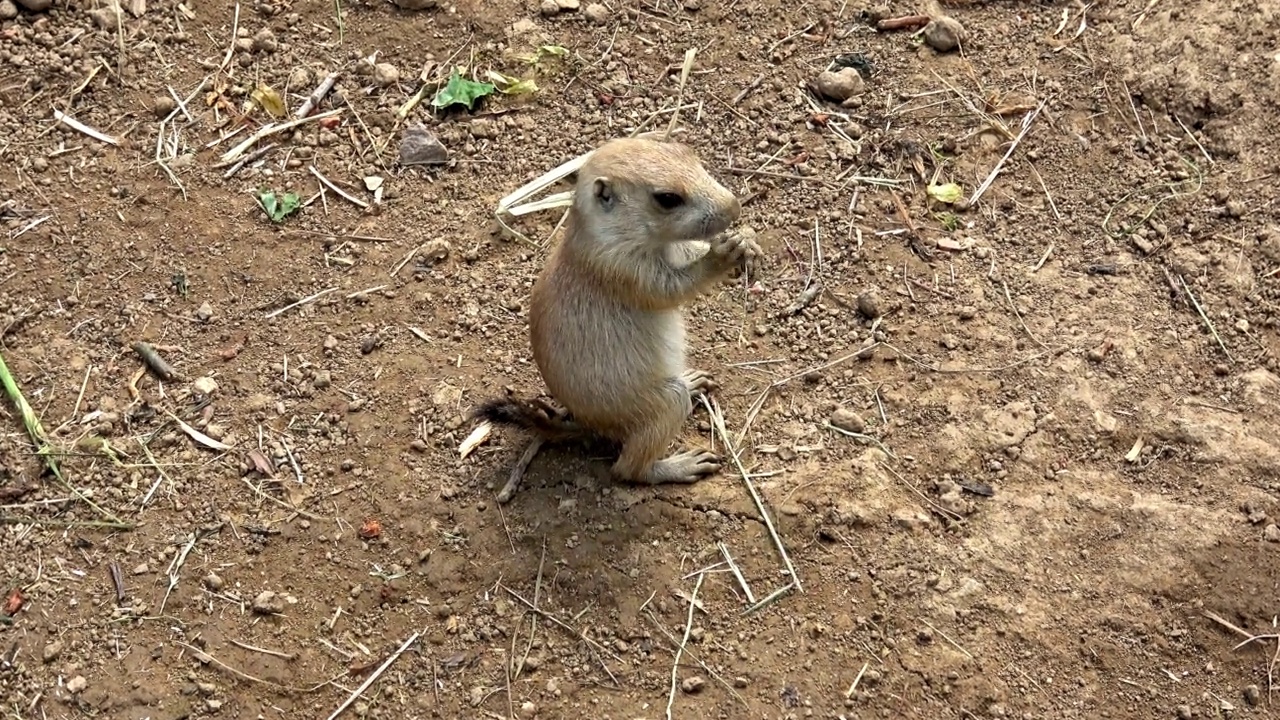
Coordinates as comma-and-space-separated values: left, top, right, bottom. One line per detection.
531, 287, 685, 434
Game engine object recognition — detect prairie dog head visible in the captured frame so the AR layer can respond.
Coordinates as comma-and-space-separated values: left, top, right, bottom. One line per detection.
573, 137, 741, 247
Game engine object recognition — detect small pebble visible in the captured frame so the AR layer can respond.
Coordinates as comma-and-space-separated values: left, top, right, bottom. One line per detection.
251, 590, 283, 615
1175, 705, 1192, 720
830, 407, 866, 434
66, 676, 87, 694
1264, 523, 1280, 542
519, 700, 537, 717
152, 95, 177, 118
203, 573, 225, 591
1244, 684, 1261, 706
814, 68, 865, 103
192, 376, 218, 396
195, 301, 214, 322
0, 0, 17, 19
555, 0, 580, 9
584, 2, 608, 22
374, 62, 399, 87
251, 28, 277, 53
680, 676, 705, 694
539, 0, 558, 15
399, 124, 449, 166
923, 16, 965, 52
856, 291, 880, 319
42, 640, 63, 663
132, 562, 150, 575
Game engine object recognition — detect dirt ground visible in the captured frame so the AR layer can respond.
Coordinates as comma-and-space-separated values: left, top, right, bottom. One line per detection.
2, 0, 1279, 717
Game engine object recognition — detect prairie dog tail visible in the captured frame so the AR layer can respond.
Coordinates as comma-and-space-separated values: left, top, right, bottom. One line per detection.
473, 397, 586, 442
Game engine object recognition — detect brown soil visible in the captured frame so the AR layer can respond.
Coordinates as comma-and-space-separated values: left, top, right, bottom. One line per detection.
2, 0, 1280, 718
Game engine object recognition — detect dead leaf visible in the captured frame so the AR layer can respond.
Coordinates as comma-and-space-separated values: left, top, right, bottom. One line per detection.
246, 449, 275, 477
3, 588, 23, 615
252, 84, 286, 118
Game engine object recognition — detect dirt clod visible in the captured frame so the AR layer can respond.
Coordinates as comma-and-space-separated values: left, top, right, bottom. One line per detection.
923, 16, 965, 52
830, 407, 866, 434
251, 591, 283, 615
681, 676, 705, 694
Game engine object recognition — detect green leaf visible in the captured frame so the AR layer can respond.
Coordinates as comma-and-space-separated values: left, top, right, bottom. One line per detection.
518, 45, 569, 65
926, 182, 964, 205
431, 69, 496, 111
258, 190, 302, 223
486, 70, 539, 95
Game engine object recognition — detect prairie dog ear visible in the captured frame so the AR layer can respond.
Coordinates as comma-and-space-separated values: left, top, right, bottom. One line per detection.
593, 177, 616, 210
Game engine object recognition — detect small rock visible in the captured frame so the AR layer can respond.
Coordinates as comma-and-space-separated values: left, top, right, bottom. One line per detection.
206, 698, 223, 711
251, 28, 277, 53
251, 590, 283, 615
830, 407, 866, 434
923, 16, 965, 52
42, 640, 63, 663
203, 573, 225, 591
132, 563, 150, 575
392, 0, 437, 8
733, 676, 749, 688
680, 676, 705, 694
125, 0, 145, 17
313, 370, 332, 389
539, 0, 558, 15
519, 701, 537, 717
14, 0, 51, 10
289, 67, 313, 87
584, 2, 608, 22
323, 335, 340, 352
192, 376, 218, 396
66, 676, 87, 694
0, 0, 17, 19
88, 6, 121, 30
152, 95, 177, 118
1244, 684, 1261, 706
555, 0, 580, 9
958, 306, 977, 320
399, 124, 449, 166
856, 291, 880, 319
1264, 524, 1280, 542
195, 301, 214, 321
1175, 705, 1192, 720
374, 62, 399, 87
814, 68, 865, 103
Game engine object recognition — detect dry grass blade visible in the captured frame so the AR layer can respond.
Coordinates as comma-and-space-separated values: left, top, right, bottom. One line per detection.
0, 349, 132, 528
665, 572, 705, 720
699, 395, 802, 593
326, 631, 420, 720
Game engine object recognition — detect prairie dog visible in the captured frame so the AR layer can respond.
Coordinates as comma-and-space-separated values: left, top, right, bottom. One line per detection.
478, 135, 760, 496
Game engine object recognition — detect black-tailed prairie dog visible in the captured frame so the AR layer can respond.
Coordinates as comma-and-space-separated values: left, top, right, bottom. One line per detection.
477, 135, 761, 502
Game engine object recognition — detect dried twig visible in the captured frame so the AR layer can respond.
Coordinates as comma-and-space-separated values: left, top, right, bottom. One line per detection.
326, 632, 420, 720
665, 572, 705, 720
967, 100, 1046, 207
215, 109, 343, 166
265, 287, 340, 319
700, 395, 802, 594
297, 71, 341, 117
309, 166, 370, 209
53, 109, 118, 145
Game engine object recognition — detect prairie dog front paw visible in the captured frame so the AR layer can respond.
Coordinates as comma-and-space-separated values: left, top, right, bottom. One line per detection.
708, 227, 761, 280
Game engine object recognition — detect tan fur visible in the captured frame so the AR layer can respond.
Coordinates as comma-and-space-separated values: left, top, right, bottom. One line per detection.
488, 136, 760, 487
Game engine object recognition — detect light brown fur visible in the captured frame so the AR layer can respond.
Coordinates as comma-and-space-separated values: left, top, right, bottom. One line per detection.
482, 136, 760, 488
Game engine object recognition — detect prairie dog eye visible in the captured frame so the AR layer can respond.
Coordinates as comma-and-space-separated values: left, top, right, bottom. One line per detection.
652, 192, 685, 210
